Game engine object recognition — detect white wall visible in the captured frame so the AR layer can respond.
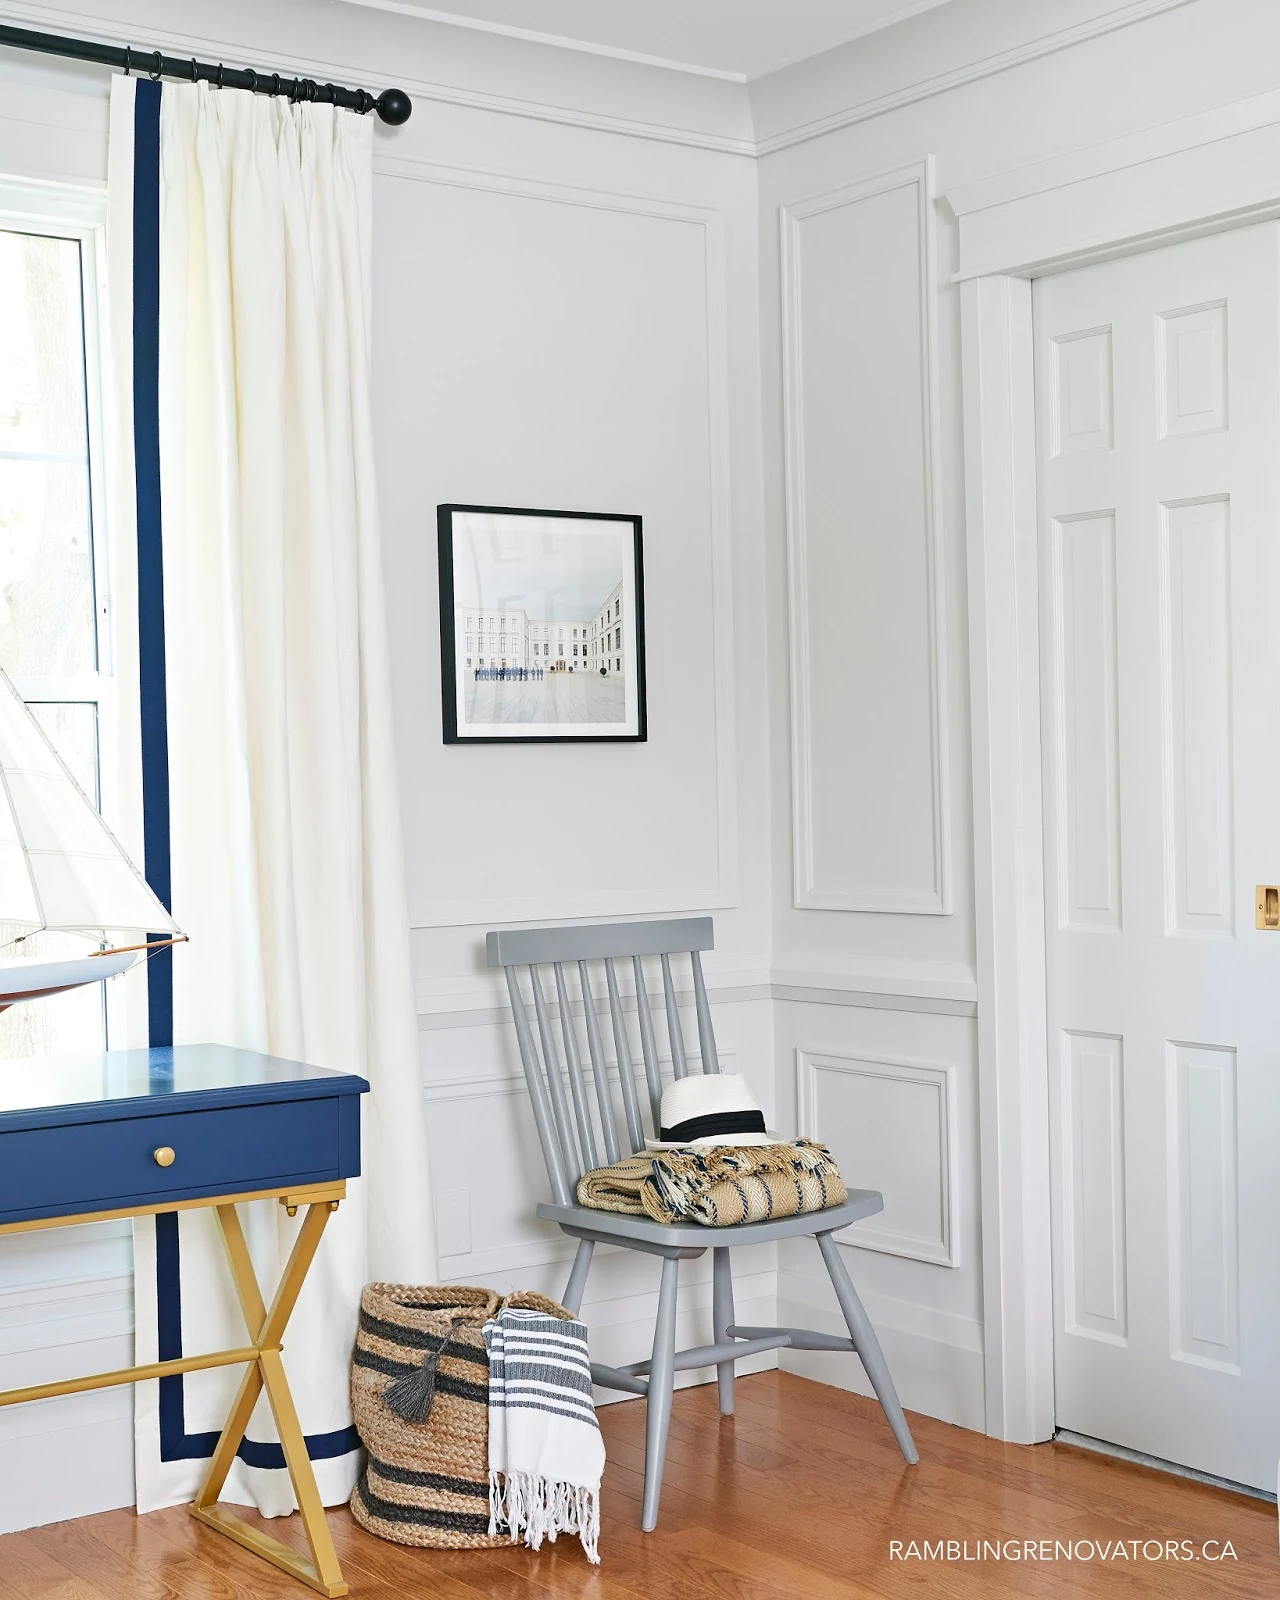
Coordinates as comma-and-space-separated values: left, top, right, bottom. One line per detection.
753, 0, 1280, 1430
2, 0, 1279, 1534
0, 0, 769, 1531
372, 0, 778, 1439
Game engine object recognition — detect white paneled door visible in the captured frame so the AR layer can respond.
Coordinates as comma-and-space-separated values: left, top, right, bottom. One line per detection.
1035, 223, 1280, 1490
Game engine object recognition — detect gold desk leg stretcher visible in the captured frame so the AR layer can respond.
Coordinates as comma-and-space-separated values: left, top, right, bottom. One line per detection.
191, 1191, 349, 1598
0, 1182, 350, 1597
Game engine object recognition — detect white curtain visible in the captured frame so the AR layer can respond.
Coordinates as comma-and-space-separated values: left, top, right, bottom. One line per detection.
109, 77, 435, 1515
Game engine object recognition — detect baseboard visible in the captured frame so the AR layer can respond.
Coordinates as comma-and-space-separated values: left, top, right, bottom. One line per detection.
0, 1275, 138, 1535
0, 1400, 134, 1535
777, 1267, 986, 1432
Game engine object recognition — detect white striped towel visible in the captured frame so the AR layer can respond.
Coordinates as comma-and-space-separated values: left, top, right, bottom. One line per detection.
483, 1306, 604, 1563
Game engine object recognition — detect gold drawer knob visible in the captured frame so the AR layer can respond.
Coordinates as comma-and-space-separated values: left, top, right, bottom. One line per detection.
153, 1146, 176, 1168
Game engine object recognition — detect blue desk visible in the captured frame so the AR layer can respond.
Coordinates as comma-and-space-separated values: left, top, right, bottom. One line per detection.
0, 1044, 369, 1598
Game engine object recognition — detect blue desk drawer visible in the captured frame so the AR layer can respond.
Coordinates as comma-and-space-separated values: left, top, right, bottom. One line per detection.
0, 1095, 355, 1221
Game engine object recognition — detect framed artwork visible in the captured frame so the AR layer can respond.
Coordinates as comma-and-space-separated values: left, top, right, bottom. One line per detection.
438, 504, 647, 744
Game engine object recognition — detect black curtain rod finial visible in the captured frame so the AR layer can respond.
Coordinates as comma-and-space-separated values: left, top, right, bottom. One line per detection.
0, 21, 412, 125
375, 86, 412, 126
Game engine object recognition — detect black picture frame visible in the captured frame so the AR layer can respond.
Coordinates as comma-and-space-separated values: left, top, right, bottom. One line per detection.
438, 503, 648, 744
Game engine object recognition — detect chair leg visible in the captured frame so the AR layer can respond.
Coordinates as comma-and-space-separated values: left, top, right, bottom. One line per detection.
562, 1239, 594, 1315
712, 1247, 735, 1416
641, 1255, 679, 1532
816, 1231, 919, 1465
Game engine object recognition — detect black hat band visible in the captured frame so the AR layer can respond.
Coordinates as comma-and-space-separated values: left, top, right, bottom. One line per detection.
659, 1109, 767, 1143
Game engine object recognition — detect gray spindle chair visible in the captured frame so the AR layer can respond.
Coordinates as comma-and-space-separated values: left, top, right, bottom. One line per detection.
486, 916, 918, 1531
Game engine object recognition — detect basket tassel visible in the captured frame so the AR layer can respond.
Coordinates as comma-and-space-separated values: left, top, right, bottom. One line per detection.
385, 1319, 465, 1424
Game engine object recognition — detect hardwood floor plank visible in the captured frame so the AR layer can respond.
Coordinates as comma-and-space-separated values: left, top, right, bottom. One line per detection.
0, 1532, 114, 1600
600, 1376, 1275, 1597
1, 1375, 1275, 1598
739, 1377, 1276, 1542
120, 1504, 310, 1599
22, 1513, 190, 1600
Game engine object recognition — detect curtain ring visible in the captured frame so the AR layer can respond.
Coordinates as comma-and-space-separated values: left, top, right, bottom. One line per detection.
149, 50, 163, 81
270, 72, 281, 97
304, 79, 318, 103
190, 58, 199, 84
123, 45, 132, 77
244, 68, 259, 95
215, 63, 224, 91
289, 76, 301, 103
322, 82, 336, 104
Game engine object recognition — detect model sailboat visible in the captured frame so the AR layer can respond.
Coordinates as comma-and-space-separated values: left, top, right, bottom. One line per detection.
0, 671, 184, 1010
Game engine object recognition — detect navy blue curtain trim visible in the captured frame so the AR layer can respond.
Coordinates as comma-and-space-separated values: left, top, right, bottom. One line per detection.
130, 79, 174, 1052
156, 1213, 359, 1464
131, 83, 355, 1471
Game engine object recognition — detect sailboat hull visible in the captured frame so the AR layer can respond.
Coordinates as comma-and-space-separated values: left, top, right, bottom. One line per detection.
0, 950, 140, 1006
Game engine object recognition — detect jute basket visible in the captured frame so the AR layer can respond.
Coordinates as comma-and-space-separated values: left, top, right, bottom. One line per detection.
349, 1283, 573, 1549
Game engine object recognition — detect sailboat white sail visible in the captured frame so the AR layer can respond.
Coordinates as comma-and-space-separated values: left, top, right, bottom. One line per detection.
0, 671, 183, 1008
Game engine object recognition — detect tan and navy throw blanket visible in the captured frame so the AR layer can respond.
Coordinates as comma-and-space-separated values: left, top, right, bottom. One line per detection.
577, 1139, 847, 1226
483, 1306, 604, 1563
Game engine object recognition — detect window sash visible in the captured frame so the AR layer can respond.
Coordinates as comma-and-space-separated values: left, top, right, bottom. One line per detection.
0, 178, 129, 1048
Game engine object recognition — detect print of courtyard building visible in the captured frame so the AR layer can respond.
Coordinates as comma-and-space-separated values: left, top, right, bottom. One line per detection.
452, 515, 631, 728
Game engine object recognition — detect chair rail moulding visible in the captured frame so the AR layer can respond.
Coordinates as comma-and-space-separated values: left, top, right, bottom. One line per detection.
421, 1045, 740, 1104
770, 958, 977, 1017
780, 156, 950, 915
950, 89, 1280, 1446
394, 160, 738, 932
413, 958, 972, 1027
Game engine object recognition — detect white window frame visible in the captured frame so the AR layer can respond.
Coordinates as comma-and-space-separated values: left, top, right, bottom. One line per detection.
0, 175, 134, 1048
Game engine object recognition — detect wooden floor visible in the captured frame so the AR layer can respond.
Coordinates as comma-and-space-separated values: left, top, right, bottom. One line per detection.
1, 1373, 1274, 1598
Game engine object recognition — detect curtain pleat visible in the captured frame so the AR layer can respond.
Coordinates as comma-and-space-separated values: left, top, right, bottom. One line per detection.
110, 75, 435, 1516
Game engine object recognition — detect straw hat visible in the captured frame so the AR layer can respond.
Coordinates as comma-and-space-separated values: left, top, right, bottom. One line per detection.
644, 1073, 776, 1151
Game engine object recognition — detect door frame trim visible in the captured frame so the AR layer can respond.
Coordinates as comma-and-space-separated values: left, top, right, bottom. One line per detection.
951, 96, 1280, 1443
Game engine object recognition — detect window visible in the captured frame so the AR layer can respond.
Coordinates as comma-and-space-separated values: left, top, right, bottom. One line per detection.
616, 658, 621, 672
0, 199, 114, 1060
615, 598, 620, 619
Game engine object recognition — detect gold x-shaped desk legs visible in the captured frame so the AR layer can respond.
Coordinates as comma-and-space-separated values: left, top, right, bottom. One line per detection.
191, 1192, 348, 1598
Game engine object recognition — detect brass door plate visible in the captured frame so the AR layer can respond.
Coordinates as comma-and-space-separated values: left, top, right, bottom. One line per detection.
1257, 886, 1280, 929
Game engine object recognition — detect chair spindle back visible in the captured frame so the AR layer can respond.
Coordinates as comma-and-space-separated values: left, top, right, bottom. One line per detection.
486, 918, 719, 1204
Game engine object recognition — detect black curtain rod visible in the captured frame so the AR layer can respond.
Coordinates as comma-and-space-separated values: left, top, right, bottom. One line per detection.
0, 22, 412, 124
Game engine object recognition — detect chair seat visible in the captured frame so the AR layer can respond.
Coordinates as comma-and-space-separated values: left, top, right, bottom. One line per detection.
536, 1187, 884, 1251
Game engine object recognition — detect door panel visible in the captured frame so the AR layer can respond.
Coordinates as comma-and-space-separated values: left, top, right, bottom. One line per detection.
1036, 223, 1280, 1490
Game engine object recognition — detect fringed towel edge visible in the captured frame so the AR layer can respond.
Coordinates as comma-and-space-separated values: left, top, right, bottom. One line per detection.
489, 1469, 601, 1565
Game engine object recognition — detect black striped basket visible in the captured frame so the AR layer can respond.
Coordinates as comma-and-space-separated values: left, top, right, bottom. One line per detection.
349, 1283, 503, 1548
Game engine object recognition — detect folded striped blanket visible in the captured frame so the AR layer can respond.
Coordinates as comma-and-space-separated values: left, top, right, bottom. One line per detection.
576, 1138, 847, 1226
483, 1306, 604, 1563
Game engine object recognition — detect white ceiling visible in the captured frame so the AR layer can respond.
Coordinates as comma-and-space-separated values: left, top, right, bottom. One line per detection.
344, 0, 955, 81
